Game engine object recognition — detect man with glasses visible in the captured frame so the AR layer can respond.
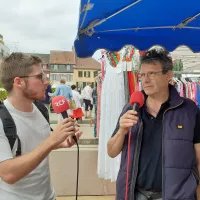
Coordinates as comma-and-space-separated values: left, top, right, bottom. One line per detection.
108, 48, 200, 200
0, 53, 82, 200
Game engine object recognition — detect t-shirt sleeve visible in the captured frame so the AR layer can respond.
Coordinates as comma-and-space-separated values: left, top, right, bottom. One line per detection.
111, 103, 131, 137
193, 108, 200, 144
0, 119, 14, 162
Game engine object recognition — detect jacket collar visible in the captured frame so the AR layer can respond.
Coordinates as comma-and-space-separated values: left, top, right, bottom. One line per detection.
168, 84, 183, 107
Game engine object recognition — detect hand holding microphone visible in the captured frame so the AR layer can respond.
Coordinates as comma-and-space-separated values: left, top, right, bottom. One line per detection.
48, 96, 79, 149
50, 118, 76, 148
119, 91, 144, 135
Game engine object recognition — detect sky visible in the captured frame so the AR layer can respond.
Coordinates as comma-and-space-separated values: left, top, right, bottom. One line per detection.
0, 0, 101, 59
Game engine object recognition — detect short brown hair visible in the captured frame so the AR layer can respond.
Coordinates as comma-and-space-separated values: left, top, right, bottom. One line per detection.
60, 78, 66, 84
0, 53, 42, 92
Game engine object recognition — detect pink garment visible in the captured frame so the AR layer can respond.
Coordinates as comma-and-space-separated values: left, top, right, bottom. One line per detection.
179, 83, 184, 97
97, 84, 102, 137
101, 55, 105, 82
192, 82, 198, 104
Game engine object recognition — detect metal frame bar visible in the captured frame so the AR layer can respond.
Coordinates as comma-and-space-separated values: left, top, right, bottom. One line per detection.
80, 0, 142, 35
173, 71, 200, 74
79, 0, 93, 30
97, 26, 200, 33
175, 12, 200, 28
80, 6, 200, 35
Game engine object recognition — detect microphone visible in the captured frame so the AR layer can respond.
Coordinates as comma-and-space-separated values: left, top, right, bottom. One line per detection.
52, 96, 77, 142
129, 91, 145, 112
125, 91, 144, 200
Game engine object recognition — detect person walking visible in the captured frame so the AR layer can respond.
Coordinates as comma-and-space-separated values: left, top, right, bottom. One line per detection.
70, 85, 84, 127
82, 82, 93, 118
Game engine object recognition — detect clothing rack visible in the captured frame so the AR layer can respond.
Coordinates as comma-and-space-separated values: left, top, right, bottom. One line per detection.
173, 71, 200, 79
173, 71, 200, 75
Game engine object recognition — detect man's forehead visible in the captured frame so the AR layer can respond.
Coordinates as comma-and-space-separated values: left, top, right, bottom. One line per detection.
140, 62, 162, 71
31, 63, 43, 72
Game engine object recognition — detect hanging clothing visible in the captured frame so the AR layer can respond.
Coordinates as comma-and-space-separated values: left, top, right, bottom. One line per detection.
98, 63, 125, 182
124, 71, 129, 103
171, 80, 200, 106
197, 84, 200, 108
96, 84, 102, 137
128, 71, 135, 96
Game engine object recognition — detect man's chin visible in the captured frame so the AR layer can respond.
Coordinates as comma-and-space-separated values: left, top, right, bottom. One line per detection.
31, 95, 45, 101
143, 90, 155, 96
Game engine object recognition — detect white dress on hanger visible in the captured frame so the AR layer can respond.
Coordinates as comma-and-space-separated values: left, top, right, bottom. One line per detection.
98, 62, 125, 182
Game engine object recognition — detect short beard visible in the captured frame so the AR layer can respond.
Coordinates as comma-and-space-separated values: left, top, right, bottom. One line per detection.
22, 81, 38, 101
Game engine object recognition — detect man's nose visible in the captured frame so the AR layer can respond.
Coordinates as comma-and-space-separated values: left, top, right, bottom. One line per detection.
142, 74, 151, 83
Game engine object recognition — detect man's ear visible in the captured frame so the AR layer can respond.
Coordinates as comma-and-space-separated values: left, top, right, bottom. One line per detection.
13, 77, 25, 89
166, 70, 173, 82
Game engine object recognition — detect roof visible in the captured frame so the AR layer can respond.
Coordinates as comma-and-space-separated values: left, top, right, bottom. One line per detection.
75, 57, 101, 70
27, 53, 50, 64
50, 51, 75, 65
50, 50, 101, 70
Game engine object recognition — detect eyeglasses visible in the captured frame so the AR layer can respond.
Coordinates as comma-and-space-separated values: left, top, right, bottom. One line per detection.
138, 71, 163, 80
19, 73, 47, 82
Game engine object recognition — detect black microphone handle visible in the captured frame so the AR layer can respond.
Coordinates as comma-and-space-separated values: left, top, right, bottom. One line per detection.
61, 111, 77, 142
132, 103, 140, 112
61, 111, 68, 119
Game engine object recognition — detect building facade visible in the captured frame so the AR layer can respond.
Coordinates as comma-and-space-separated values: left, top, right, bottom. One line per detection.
74, 56, 101, 89
50, 51, 75, 86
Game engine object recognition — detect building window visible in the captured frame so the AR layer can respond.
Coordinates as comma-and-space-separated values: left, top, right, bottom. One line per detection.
77, 82, 83, 89
93, 71, 98, 77
84, 71, 90, 78
78, 71, 83, 77
54, 65, 58, 70
66, 65, 71, 71
50, 74, 57, 81
42, 64, 47, 69
56, 74, 60, 81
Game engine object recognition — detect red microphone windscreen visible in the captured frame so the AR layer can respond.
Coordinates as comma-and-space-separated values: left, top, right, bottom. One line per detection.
52, 96, 69, 114
130, 91, 145, 108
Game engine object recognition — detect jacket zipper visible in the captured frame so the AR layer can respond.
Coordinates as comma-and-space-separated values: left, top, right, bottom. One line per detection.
129, 120, 143, 200
162, 100, 183, 200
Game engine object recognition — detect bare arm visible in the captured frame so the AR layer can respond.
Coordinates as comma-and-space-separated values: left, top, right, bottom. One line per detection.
0, 139, 54, 184
0, 118, 75, 185
107, 110, 138, 158
107, 129, 126, 158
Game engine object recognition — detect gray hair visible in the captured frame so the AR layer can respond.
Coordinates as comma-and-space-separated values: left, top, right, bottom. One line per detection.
140, 48, 173, 73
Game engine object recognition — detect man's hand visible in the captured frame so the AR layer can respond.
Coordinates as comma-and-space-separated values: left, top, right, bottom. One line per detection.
48, 118, 76, 148
57, 130, 83, 149
119, 110, 139, 135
